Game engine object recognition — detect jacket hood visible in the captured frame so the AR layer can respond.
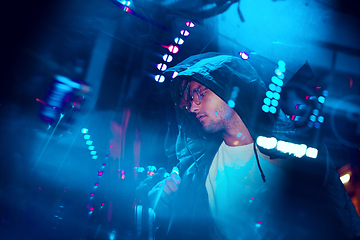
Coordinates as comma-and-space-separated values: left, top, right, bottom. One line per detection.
167, 52, 295, 142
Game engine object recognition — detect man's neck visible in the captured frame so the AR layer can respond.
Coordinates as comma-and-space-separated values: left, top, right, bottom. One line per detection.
223, 115, 253, 147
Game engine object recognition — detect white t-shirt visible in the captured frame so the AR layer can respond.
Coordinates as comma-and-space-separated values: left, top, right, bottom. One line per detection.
205, 141, 281, 240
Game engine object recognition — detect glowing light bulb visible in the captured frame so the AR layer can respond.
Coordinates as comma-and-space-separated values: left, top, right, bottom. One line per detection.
154, 75, 165, 83
271, 76, 283, 86
269, 106, 277, 114
269, 83, 276, 91
157, 63, 167, 71
186, 21, 195, 27
180, 30, 190, 36
239, 52, 249, 60
256, 136, 277, 149
278, 60, 286, 68
318, 116, 324, 123
271, 99, 278, 107
273, 92, 280, 100
266, 91, 274, 99
262, 105, 270, 113
162, 54, 173, 62
172, 71, 178, 78
81, 128, 88, 134
228, 100, 235, 108
263, 98, 271, 105
174, 37, 184, 45
306, 147, 318, 158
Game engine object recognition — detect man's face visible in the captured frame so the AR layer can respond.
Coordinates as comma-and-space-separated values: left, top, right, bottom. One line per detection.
183, 81, 236, 134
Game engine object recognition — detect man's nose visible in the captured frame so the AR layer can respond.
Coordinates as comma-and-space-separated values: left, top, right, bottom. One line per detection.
189, 101, 199, 113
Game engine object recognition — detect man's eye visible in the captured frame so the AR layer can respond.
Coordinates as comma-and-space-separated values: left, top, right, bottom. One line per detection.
199, 89, 207, 96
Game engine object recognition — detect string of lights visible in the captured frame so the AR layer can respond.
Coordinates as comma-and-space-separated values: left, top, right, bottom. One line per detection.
154, 21, 196, 83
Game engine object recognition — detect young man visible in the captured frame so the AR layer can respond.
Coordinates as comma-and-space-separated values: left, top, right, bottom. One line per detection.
148, 53, 360, 240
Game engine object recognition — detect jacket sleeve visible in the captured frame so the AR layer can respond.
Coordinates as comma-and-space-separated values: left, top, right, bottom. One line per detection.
320, 146, 360, 240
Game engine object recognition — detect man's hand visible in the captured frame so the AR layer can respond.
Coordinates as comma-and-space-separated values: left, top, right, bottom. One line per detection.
148, 168, 181, 218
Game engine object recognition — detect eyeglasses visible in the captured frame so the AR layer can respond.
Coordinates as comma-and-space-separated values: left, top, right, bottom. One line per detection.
183, 86, 208, 112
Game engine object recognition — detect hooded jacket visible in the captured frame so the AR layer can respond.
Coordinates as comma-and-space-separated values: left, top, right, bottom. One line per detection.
157, 53, 360, 240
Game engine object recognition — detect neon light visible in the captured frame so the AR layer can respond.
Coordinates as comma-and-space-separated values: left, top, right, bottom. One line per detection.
262, 105, 270, 113
98, 171, 103, 176
88, 146, 95, 150
263, 98, 271, 105
180, 29, 190, 36
271, 99, 278, 107
278, 66, 286, 73
269, 84, 276, 91
239, 52, 249, 60
323, 90, 328, 96
84, 135, 90, 139
174, 37, 184, 45
92, 156, 98, 159
271, 76, 283, 86
278, 60, 286, 67
340, 173, 350, 184
275, 86, 282, 93
124, 6, 132, 13
228, 100, 235, 108
269, 106, 277, 114
310, 115, 316, 122
90, 151, 97, 155
313, 109, 319, 115
273, 92, 280, 100
157, 63, 167, 71
81, 128, 88, 134
277, 141, 306, 158
186, 21, 195, 27
172, 71, 178, 78
168, 45, 179, 54
306, 147, 318, 158
162, 54, 173, 62
318, 96, 325, 104
86, 140, 93, 145
318, 116, 324, 123
256, 136, 277, 149
154, 75, 165, 83
266, 91, 274, 99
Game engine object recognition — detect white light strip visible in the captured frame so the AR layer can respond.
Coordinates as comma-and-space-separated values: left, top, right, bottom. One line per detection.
256, 136, 318, 158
